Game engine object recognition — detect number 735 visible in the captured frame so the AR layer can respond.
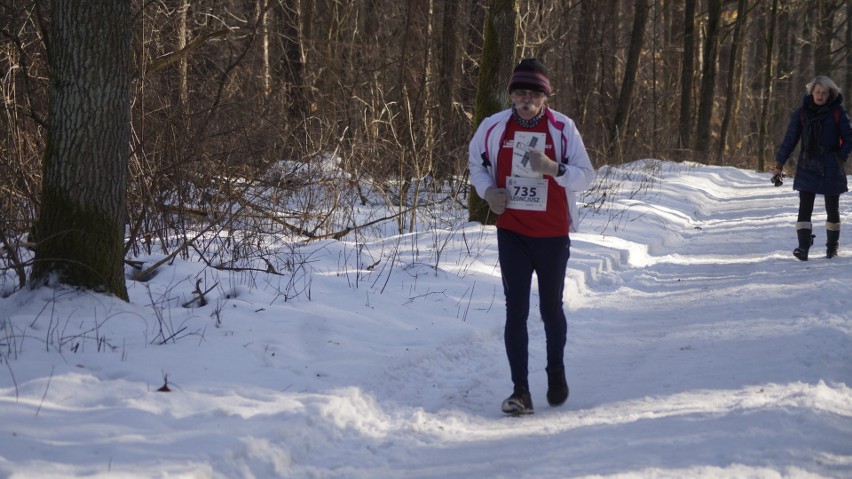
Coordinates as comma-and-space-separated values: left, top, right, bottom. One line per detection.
513, 186, 537, 197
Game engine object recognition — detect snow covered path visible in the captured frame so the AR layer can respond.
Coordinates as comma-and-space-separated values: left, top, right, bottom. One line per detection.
275, 163, 852, 478
1, 162, 851, 478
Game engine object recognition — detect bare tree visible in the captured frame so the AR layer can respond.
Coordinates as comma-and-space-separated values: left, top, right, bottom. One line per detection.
678, 0, 696, 152
718, 0, 749, 164
436, 0, 463, 176
813, 0, 835, 76
177, 0, 190, 120
611, 0, 651, 150
847, 0, 852, 97
468, 0, 518, 224
758, 0, 780, 172
278, 0, 308, 120
30, 0, 131, 299
571, 0, 598, 127
797, 6, 815, 85
774, 4, 796, 108
841, 2, 852, 98
694, 0, 723, 156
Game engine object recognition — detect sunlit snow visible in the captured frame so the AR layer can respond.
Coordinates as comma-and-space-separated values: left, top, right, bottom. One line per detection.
1, 161, 850, 478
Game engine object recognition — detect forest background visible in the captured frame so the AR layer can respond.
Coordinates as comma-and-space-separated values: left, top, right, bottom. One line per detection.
1, 0, 851, 294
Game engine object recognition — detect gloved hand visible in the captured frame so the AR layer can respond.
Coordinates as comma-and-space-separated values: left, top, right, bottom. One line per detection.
484, 187, 508, 214
528, 149, 559, 177
770, 166, 784, 187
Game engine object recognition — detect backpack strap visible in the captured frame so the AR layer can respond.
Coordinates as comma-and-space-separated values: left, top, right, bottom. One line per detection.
836, 107, 843, 148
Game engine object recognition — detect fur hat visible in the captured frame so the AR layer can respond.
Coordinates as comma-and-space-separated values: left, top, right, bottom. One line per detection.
509, 58, 552, 96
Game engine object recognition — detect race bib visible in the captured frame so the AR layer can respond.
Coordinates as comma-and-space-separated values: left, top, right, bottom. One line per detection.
506, 176, 548, 211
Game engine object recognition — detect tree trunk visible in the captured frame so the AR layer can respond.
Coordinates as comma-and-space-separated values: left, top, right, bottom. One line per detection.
598, 0, 619, 129
611, 0, 650, 147
280, 0, 308, 120
717, 0, 748, 164
468, 0, 518, 225
813, 0, 833, 76
797, 7, 814, 86
31, 0, 131, 300
178, 0, 190, 116
260, 0, 270, 97
571, 0, 598, 125
678, 0, 696, 152
694, 0, 722, 156
437, 0, 461, 177
776, 6, 795, 107
758, 0, 779, 172
847, 0, 852, 97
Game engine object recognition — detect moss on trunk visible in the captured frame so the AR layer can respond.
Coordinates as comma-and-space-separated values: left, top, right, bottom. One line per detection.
468, 0, 518, 225
31, 185, 128, 301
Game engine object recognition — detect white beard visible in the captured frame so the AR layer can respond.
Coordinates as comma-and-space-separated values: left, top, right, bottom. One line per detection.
516, 102, 540, 116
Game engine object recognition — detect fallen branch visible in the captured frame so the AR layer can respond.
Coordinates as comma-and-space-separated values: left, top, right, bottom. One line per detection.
182, 278, 218, 308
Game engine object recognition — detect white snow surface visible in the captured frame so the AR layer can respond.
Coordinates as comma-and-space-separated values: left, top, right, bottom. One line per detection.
1, 161, 851, 478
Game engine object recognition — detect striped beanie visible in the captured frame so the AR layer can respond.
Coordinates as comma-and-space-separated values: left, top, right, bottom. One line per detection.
509, 58, 552, 96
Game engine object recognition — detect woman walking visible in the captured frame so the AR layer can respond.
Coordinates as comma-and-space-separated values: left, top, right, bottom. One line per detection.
773, 76, 852, 260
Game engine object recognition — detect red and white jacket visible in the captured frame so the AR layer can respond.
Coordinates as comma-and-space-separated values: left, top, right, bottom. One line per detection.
468, 108, 595, 233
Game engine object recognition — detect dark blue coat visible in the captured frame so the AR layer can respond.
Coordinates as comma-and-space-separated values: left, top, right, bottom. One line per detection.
775, 93, 852, 195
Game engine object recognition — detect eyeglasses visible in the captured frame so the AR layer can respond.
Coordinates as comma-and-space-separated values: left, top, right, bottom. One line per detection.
511, 90, 546, 99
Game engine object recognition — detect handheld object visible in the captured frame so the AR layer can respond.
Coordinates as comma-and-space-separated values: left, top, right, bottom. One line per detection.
771, 173, 784, 187
520, 136, 539, 167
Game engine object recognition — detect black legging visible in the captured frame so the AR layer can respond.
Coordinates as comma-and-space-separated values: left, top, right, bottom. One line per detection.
497, 228, 570, 391
797, 191, 840, 224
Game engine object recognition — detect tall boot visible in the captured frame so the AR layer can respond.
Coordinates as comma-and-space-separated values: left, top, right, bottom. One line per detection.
794, 222, 814, 261
826, 222, 840, 258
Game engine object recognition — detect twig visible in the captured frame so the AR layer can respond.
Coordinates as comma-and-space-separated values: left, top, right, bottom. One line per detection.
144, 30, 230, 75
182, 278, 218, 308
157, 372, 171, 392
4, 359, 18, 402
35, 365, 55, 416
462, 281, 475, 322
